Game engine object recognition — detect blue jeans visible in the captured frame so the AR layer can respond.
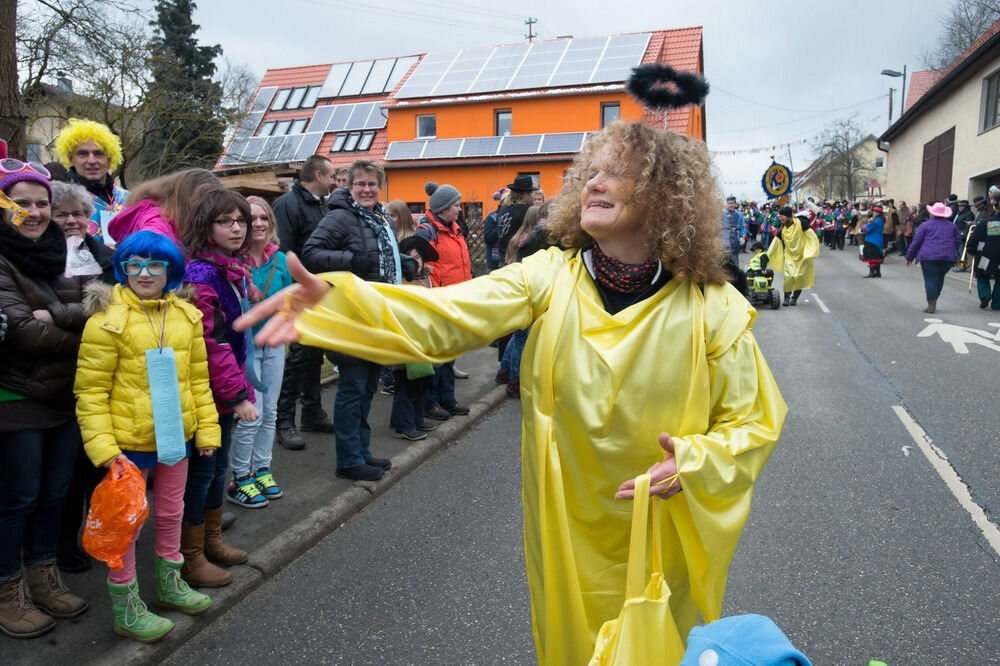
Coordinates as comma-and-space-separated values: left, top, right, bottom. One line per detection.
231, 344, 285, 477
184, 412, 234, 526
920, 260, 953, 300
425, 361, 457, 410
333, 361, 380, 469
390, 369, 431, 432
500, 328, 530, 380
0, 422, 80, 580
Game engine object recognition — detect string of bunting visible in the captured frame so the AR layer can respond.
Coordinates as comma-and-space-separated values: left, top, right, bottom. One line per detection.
709, 138, 809, 156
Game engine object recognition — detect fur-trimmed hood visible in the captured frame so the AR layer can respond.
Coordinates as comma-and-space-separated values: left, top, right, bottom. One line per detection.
83, 280, 197, 317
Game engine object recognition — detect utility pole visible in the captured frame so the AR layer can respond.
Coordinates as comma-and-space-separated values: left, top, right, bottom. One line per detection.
888, 88, 895, 127
525, 17, 537, 42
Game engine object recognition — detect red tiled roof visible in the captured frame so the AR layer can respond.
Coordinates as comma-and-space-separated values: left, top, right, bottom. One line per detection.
904, 69, 946, 112
941, 16, 1000, 78
259, 64, 331, 88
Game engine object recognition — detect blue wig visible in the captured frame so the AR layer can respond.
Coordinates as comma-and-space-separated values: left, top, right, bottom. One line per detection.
113, 231, 186, 292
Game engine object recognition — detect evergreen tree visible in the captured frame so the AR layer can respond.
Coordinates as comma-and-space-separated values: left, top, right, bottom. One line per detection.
142, 0, 223, 174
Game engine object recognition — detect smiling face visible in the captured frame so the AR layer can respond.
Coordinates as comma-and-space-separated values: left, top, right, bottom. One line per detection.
578, 145, 640, 244
350, 170, 381, 210
71, 139, 109, 182
52, 199, 89, 238
124, 256, 168, 300
5, 181, 51, 241
249, 203, 272, 246
211, 208, 248, 254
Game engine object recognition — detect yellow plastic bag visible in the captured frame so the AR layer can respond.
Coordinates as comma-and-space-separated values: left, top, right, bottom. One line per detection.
82, 457, 149, 570
589, 473, 685, 665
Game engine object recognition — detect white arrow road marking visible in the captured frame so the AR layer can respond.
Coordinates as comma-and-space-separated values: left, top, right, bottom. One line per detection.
811, 293, 831, 314
893, 405, 1000, 558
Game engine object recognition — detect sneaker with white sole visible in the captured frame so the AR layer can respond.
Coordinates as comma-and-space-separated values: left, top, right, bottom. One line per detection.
394, 429, 428, 441
227, 476, 268, 508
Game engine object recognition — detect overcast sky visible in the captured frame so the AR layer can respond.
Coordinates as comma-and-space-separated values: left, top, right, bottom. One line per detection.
185, 0, 954, 200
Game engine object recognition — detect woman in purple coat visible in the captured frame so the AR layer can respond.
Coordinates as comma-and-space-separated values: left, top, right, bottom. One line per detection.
905, 201, 962, 313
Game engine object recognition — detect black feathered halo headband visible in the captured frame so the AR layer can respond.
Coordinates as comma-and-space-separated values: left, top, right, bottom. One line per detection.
626, 63, 709, 109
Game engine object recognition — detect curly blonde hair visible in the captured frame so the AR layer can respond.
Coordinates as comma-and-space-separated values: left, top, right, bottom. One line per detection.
53, 118, 124, 172
547, 120, 727, 284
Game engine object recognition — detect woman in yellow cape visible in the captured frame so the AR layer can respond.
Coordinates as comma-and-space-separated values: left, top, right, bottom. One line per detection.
767, 207, 820, 306
237, 121, 787, 664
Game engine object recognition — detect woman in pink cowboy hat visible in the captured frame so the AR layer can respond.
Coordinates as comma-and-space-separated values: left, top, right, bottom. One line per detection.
905, 201, 962, 313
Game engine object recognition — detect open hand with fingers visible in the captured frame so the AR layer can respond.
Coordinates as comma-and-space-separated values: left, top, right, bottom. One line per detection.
615, 432, 681, 500
233, 252, 330, 347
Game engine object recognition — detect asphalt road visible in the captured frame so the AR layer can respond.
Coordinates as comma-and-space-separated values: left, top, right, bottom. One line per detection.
166, 247, 1000, 666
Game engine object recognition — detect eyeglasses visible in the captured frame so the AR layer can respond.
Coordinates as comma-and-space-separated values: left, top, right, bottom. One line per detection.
120, 260, 169, 276
213, 217, 248, 229
53, 210, 90, 221
0, 159, 51, 179
351, 181, 380, 189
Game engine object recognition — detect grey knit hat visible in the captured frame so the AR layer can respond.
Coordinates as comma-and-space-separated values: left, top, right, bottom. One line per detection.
425, 181, 462, 214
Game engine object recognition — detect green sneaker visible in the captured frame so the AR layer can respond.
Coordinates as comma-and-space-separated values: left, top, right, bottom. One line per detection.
154, 557, 211, 615
107, 578, 173, 643
253, 467, 283, 499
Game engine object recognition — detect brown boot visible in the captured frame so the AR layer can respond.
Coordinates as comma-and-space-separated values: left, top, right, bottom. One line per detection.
203, 506, 248, 566
25, 563, 88, 619
0, 573, 55, 638
180, 522, 232, 588
923, 299, 936, 313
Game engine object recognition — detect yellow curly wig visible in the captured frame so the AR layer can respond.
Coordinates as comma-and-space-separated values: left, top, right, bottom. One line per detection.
53, 118, 123, 172
546, 120, 728, 285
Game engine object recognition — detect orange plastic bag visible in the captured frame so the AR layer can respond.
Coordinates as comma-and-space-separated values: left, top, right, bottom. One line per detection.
82, 457, 149, 570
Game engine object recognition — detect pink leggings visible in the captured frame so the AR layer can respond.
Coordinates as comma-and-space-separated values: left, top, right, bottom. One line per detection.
108, 459, 188, 584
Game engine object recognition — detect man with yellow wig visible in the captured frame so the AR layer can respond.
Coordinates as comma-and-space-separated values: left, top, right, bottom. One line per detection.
53, 118, 129, 243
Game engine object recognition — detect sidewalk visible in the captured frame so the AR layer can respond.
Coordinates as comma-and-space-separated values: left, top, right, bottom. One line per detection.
5, 347, 509, 666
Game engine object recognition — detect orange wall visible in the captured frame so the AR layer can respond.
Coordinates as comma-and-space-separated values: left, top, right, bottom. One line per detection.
387, 91, 645, 142
384, 161, 571, 212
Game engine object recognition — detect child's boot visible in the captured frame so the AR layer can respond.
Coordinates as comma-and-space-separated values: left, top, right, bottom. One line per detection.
180, 522, 231, 587
203, 506, 248, 566
107, 578, 173, 643
154, 557, 211, 615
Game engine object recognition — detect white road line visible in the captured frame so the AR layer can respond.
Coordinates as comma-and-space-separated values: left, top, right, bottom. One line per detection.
812, 293, 831, 314
892, 405, 1000, 557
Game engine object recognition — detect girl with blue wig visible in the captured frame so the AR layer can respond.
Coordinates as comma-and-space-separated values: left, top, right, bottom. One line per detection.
74, 230, 222, 643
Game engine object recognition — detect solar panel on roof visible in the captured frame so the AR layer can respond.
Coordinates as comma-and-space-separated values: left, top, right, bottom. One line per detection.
420, 138, 463, 159
294, 133, 323, 161
279, 135, 304, 161
364, 104, 387, 129
385, 141, 426, 160
328, 104, 354, 132
256, 136, 283, 163
242, 136, 267, 162
385, 56, 419, 93
498, 134, 542, 155
308, 106, 334, 133
540, 133, 585, 153
361, 59, 396, 96
226, 136, 249, 160
339, 61, 373, 97
319, 63, 351, 98
252, 87, 278, 113
459, 136, 501, 157
344, 103, 369, 129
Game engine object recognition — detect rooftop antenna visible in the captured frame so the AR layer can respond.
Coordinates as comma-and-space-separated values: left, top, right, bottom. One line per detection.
525, 17, 537, 42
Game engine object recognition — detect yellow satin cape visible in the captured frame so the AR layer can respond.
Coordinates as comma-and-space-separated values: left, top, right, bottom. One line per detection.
295, 248, 787, 664
767, 222, 820, 291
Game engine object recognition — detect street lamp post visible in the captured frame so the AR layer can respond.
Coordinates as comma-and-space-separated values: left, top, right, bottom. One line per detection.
881, 66, 907, 121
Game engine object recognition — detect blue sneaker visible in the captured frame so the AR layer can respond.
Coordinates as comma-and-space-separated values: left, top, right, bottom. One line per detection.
253, 468, 283, 499
227, 475, 268, 508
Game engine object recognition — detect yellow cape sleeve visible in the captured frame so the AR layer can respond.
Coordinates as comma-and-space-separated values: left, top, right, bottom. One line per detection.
295, 246, 568, 365
766, 235, 784, 273
669, 285, 787, 621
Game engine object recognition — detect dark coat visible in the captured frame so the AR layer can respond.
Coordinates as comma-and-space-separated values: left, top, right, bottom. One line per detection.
0, 254, 87, 429
273, 180, 331, 255
967, 216, 1000, 279
301, 187, 385, 282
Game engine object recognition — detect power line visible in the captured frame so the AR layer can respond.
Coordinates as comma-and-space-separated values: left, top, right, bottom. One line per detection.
714, 88, 888, 115
710, 94, 886, 134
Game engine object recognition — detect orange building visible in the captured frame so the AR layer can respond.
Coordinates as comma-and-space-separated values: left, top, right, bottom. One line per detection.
214, 27, 705, 210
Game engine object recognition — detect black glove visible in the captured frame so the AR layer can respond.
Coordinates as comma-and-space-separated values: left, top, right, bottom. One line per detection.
400, 255, 419, 282
351, 253, 376, 276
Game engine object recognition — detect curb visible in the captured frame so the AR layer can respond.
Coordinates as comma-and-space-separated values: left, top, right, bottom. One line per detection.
94, 384, 511, 666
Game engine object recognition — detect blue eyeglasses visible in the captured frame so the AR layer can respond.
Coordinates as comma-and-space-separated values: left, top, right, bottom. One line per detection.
120, 260, 169, 276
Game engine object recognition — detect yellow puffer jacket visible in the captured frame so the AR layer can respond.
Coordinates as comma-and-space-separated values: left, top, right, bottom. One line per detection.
75, 282, 221, 467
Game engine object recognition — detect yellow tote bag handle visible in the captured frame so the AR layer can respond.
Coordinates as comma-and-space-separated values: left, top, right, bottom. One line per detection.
589, 474, 685, 665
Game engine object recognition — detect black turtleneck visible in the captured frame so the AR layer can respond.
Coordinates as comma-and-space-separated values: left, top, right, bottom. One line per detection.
67, 168, 115, 203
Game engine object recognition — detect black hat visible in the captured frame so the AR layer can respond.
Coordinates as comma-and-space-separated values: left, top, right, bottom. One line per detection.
399, 232, 439, 263
948, 193, 958, 202
507, 175, 535, 192
957, 199, 969, 207
974, 196, 987, 207
779, 206, 794, 217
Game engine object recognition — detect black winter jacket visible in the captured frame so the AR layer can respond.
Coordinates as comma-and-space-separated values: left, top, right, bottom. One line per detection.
273, 180, 331, 255
301, 187, 385, 282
